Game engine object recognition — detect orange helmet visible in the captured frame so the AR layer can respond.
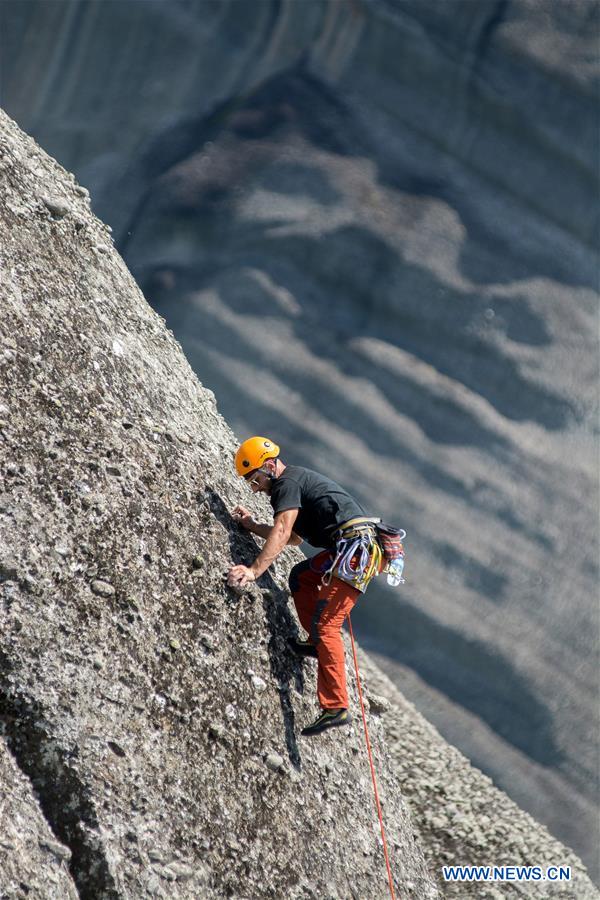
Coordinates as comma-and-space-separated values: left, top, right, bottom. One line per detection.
235, 436, 280, 477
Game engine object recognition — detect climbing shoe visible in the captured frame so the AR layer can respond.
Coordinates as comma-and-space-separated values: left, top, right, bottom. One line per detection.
287, 637, 318, 659
301, 708, 352, 737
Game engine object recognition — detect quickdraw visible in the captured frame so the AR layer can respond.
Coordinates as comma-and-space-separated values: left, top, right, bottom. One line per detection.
321, 518, 383, 593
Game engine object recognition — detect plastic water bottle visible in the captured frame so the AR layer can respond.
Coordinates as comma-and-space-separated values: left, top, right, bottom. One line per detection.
386, 556, 405, 586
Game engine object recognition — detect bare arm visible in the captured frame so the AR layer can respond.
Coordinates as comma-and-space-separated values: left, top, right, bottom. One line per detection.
250, 509, 300, 578
232, 506, 302, 545
252, 522, 302, 545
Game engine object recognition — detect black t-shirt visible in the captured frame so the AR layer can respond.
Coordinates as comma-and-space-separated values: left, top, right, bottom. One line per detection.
269, 465, 368, 549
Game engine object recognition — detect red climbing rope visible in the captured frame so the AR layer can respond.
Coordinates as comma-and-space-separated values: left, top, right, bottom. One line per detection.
348, 613, 397, 900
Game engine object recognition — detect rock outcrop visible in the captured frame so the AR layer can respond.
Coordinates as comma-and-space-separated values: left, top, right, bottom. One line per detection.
0, 109, 597, 899
3, 2, 597, 872
2, 0, 598, 877
0, 741, 77, 899
0, 107, 436, 899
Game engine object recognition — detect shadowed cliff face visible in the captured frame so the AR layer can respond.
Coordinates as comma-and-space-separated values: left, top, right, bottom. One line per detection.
0, 108, 442, 900
1, 106, 599, 900
120, 68, 599, 873
1, 0, 598, 879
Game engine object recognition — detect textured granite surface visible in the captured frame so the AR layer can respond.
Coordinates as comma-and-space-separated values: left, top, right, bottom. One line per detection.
1, 0, 598, 883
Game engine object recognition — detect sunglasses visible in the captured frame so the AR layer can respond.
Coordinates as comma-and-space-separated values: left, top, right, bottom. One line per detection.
245, 471, 263, 487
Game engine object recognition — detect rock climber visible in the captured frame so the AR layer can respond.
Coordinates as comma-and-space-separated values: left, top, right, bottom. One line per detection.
226, 436, 388, 737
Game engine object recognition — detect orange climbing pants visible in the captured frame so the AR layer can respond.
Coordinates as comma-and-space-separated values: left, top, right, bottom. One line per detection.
288, 550, 364, 710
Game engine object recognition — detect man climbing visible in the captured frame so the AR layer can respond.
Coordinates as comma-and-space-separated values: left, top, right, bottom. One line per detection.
227, 436, 386, 737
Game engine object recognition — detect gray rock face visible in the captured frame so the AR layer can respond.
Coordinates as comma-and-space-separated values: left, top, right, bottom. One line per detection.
1, 0, 598, 882
0, 105, 597, 900
356, 651, 599, 899
0, 739, 78, 899
0, 108, 440, 899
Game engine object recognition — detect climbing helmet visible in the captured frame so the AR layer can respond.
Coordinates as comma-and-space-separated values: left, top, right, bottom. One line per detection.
235, 436, 280, 477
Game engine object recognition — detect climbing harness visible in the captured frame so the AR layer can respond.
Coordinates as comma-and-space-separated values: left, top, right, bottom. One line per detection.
321, 517, 383, 593
321, 517, 407, 592
348, 613, 396, 900
313, 514, 405, 894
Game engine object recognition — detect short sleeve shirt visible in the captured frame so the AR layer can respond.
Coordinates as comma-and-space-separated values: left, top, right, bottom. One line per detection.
269, 465, 368, 549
